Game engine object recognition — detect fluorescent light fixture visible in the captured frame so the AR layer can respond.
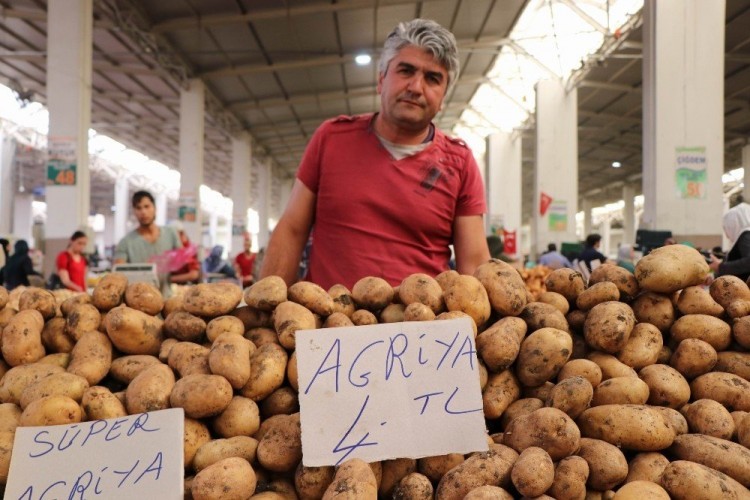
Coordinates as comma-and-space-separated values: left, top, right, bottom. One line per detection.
612, 161, 622, 168
354, 54, 371, 66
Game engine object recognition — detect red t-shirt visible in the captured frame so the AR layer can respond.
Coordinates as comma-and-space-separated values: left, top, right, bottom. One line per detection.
235, 252, 256, 276
56, 251, 87, 291
297, 113, 486, 290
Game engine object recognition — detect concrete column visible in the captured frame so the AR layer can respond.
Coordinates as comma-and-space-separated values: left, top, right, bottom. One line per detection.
44, 0, 92, 276
486, 131, 522, 258
533, 79, 578, 258
582, 198, 593, 238
178, 79, 205, 245
114, 176, 129, 244
601, 217, 612, 259
257, 160, 271, 250
208, 212, 219, 248
230, 133, 252, 255
12, 194, 33, 244
0, 133, 15, 236
642, 0, 725, 250
622, 184, 636, 245
743, 144, 750, 204
103, 214, 115, 254
155, 191, 167, 227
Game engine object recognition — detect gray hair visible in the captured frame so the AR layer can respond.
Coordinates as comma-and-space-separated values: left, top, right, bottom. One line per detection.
379, 18, 460, 91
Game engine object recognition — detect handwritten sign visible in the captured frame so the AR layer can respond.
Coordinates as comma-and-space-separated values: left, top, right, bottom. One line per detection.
5, 408, 184, 500
297, 318, 488, 467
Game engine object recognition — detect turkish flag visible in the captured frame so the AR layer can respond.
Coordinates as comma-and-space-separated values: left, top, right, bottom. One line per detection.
503, 229, 517, 255
539, 192, 553, 216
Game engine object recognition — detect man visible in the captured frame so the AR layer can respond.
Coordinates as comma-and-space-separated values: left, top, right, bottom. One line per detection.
579, 233, 608, 271
260, 19, 490, 289
538, 243, 573, 269
234, 236, 256, 288
114, 191, 199, 284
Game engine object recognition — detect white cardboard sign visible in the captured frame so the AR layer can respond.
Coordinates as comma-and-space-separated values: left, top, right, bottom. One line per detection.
297, 318, 488, 466
5, 408, 184, 500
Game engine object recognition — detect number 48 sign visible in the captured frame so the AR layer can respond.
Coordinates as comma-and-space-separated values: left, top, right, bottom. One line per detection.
47, 137, 78, 186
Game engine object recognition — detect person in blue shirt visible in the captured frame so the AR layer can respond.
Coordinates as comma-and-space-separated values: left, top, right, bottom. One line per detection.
579, 234, 608, 271
539, 243, 573, 269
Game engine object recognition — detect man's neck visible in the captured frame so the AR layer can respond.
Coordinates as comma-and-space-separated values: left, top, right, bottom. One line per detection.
373, 114, 432, 145
137, 223, 159, 237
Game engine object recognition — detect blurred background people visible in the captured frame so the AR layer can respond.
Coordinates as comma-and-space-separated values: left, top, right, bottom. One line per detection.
56, 230, 88, 292
233, 236, 256, 288
0, 238, 9, 272
709, 202, 750, 281
579, 233, 608, 271
2, 240, 42, 290
616, 243, 636, 273
538, 243, 573, 269
203, 245, 236, 280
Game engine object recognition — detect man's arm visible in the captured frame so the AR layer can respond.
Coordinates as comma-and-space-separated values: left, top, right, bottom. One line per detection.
453, 215, 490, 275
260, 179, 316, 285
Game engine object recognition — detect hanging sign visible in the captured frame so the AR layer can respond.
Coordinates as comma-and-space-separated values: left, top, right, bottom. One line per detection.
5, 409, 184, 500
548, 200, 568, 232
489, 214, 504, 236
46, 137, 77, 186
675, 146, 707, 199
503, 228, 517, 255
178, 192, 197, 222
539, 192, 553, 216
297, 318, 487, 467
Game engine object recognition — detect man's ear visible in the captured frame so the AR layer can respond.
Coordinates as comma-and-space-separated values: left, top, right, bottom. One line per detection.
377, 71, 384, 94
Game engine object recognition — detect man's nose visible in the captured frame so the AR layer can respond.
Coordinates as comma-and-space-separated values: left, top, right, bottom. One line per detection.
406, 73, 424, 94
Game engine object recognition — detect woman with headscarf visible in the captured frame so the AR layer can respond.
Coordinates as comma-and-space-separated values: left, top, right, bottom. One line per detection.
3, 240, 42, 290
710, 203, 750, 281
616, 243, 636, 273
202, 245, 236, 279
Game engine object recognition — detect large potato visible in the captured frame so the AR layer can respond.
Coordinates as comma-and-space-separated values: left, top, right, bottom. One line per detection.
677, 286, 724, 316
661, 460, 750, 500
588, 263, 639, 301
81, 386, 127, 420
670, 339, 718, 379
274, 301, 316, 350
123, 281, 164, 315
323, 458, 378, 499
443, 275, 491, 328
516, 327, 572, 387
511, 447, 554, 497
631, 292, 675, 332
476, 317, 524, 372
289, 281, 334, 316
205, 315, 245, 343
625, 452, 670, 484
520, 302, 569, 333
183, 282, 243, 317
1, 309, 45, 366
616, 322, 662, 369
171, 374, 233, 419
191, 457, 256, 500
168, 341, 210, 377
435, 447, 516, 500
482, 369, 521, 419
576, 282, 620, 311
474, 260, 527, 316
639, 364, 690, 409
683, 399, 735, 439
670, 433, 750, 487
548, 455, 589, 500
0, 363, 64, 404
614, 480, 670, 500
670, 313, 732, 351
584, 301, 636, 353
577, 437, 628, 491
399, 273, 444, 314
587, 352, 637, 380
503, 407, 580, 461
19, 372, 89, 410
110, 355, 162, 384
352, 276, 394, 311
634, 244, 710, 293
328, 284, 355, 318
240, 343, 288, 401
558, 359, 603, 388
19, 287, 56, 320
41, 317, 75, 354
256, 413, 302, 473
578, 404, 675, 451
538, 291, 569, 315
106, 306, 164, 355
66, 331, 112, 386
244, 276, 288, 311
19, 394, 82, 427
208, 333, 254, 389
65, 303, 102, 341
125, 363, 175, 414
193, 436, 258, 472
544, 268, 585, 302
212, 395, 260, 438
164, 311, 206, 343
419, 454, 465, 483
92, 272, 128, 311
591, 376, 649, 406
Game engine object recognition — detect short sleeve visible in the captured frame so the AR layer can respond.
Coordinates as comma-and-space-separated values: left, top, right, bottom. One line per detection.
296, 121, 330, 194
455, 150, 487, 216
55, 252, 69, 273
114, 237, 129, 262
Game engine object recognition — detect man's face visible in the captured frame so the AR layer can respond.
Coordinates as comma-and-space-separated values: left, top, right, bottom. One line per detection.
377, 45, 449, 133
71, 237, 87, 254
133, 198, 156, 227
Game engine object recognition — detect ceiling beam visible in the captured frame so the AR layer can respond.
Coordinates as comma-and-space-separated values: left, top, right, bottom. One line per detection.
200, 54, 356, 79
578, 80, 641, 93
579, 110, 641, 126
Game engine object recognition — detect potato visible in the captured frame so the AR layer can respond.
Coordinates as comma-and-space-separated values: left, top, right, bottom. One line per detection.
588, 264, 640, 301
241, 343, 288, 401
168, 341, 210, 377
379, 458, 417, 498
19, 394, 82, 427
37, 353, 69, 369
474, 260, 527, 316
245, 276, 288, 311
287, 281, 333, 316
350, 276, 393, 311
499, 398, 543, 430
503, 407, 580, 460
19, 287, 56, 320
591, 377, 650, 406
625, 452, 669, 484
191, 457, 257, 500
109, 355, 162, 384
558, 359, 602, 388
443, 275, 491, 328
661, 460, 750, 500
389, 472, 432, 499
577, 438, 628, 491
683, 399, 735, 439
287, 350, 299, 392
322, 311, 354, 328
171, 374, 233, 419
351, 309, 378, 326
19, 372, 89, 409
81, 386, 127, 420
546, 376, 593, 418
566, 310, 587, 335
380, 303, 405, 323
516, 327, 572, 387
418, 454, 465, 482
260, 387, 298, 417
205, 315, 245, 343
523, 381, 554, 401
463, 485, 513, 499
677, 286, 724, 316
613, 480, 670, 499
710, 274, 750, 310
193, 435, 258, 472
635, 244, 710, 293
125, 363, 175, 414
124, 282, 164, 315
476, 317, 524, 372
0, 403, 22, 433
274, 301, 316, 350
401, 302, 434, 322
544, 268, 586, 302
184, 417, 212, 471
578, 404, 675, 451
548, 455, 589, 500
669, 433, 750, 488
670, 314, 732, 351
584, 301, 635, 354
104, 306, 165, 355
482, 369, 521, 419
0, 429, 13, 484
66, 331, 112, 386
639, 364, 690, 409
631, 292, 675, 332
0, 363, 64, 404
255, 412, 302, 473
577, 282, 620, 312
322, 287, 355, 323
652, 406, 689, 435
520, 302, 569, 333
322, 458, 378, 499
396, 273, 443, 314
184, 282, 243, 318
0, 286, 8, 309
2, 309, 45, 366
616, 322, 662, 369
245, 327, 279, 348
670, 339, 718, 379
208, 332, 254, 389
41, 317, 75, 354
92, 272, 128, 311
587, 352, 637, 380
511, 447, 554, 497
715, 351, 750, 382
164, 311, 206, 343
63, 303, 101, 342
435, 447, 517, 500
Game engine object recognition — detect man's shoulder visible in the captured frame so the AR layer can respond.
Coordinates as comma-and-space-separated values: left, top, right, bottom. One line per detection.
436, 128, 471, 151
320, 114, 373, 133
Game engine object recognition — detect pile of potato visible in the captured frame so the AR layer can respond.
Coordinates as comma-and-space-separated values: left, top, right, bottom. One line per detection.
3, 243, 750, 498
